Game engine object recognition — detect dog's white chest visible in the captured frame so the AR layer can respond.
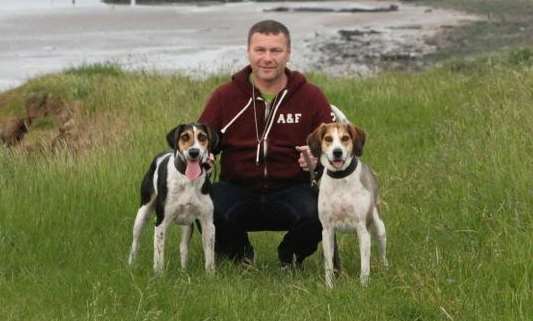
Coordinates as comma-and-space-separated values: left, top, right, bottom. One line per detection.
318, 171, 372, 231
165, 170, 212, 225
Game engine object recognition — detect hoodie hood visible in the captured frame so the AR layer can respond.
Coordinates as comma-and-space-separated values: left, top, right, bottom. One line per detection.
220, 65, 303, 135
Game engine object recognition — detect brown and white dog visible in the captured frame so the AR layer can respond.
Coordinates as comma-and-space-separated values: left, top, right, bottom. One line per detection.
128, 123, 218, 273
308, 122, 388, 287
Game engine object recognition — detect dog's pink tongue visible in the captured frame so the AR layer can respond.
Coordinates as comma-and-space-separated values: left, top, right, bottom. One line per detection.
185, 160, 202, 181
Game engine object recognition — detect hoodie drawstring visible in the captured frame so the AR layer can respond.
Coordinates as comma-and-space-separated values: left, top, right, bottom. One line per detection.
220, 97, 253, 134
220, 86, 288, 169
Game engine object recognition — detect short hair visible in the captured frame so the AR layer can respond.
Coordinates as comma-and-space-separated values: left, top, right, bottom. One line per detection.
247, 20, 291, 49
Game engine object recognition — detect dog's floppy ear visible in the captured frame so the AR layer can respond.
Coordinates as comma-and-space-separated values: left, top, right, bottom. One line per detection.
347, 124, 366, 157
166, 124, 186, 150
200, 123, 220, 154
307, 123, 327, 158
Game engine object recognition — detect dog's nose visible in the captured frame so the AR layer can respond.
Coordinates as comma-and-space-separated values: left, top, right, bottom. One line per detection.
188, 148, 200, 159
332, 148, 343, 159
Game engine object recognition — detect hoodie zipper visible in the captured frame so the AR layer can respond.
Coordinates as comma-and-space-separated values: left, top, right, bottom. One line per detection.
262, 98, 269, 178
259, 89, 287, 178
219, 86, 288, 180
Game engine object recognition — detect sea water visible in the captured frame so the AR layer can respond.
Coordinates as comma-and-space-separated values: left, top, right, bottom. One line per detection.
0, 0, 105, 12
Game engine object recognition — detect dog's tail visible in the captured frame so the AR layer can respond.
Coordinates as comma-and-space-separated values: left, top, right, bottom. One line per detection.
330, 104, 350, 124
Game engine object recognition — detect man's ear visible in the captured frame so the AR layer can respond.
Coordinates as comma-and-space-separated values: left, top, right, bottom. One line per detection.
347, 124, 366, 157
307, 123, 327, 158
166, 124, 186, 150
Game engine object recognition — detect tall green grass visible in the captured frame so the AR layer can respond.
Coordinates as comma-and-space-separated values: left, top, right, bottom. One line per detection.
1, 55, 531, 321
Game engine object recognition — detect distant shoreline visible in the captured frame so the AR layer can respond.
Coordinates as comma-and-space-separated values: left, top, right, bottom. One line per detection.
101, 0, 304, 3
102, 0, 221, 3
0, 1, 478, 92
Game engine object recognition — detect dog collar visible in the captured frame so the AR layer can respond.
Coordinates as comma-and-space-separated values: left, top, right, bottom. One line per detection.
326, 157, 358, 179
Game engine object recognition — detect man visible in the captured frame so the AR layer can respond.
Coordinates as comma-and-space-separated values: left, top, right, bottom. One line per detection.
199, 20, 333, 268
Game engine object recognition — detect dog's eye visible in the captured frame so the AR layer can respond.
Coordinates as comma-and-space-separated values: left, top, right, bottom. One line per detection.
341, 135, 350, 142
324, 136, 333, 143
180, 133, 190, 142
197, 133, 208, 143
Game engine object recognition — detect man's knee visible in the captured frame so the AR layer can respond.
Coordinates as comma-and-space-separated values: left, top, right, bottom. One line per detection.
210, 181, 252, 222
279, 184, 319, 220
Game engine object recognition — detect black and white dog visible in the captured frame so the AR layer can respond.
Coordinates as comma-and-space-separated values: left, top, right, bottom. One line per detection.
128, 123, 219, 273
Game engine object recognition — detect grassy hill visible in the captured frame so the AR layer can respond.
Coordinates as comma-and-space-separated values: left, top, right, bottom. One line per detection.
0, 49, 531, 320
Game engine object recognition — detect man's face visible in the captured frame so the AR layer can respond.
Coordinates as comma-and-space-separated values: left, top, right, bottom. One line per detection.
247, 32, 290, 85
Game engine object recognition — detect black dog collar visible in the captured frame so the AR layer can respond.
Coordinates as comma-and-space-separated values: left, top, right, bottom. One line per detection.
326, 157, 358, 179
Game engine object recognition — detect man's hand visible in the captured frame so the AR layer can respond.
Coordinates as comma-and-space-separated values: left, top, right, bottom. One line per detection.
296, 145, 317, 172
205, 153, 215, 173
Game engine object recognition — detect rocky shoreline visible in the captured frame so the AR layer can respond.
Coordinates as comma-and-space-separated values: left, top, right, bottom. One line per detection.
298, 6, 476, 76
305, 25, 437, 76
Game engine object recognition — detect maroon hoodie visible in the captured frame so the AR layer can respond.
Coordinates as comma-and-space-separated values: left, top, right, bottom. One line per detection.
199, 65, 333, 191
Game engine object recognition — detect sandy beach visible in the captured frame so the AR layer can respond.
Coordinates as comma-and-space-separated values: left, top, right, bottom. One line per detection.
0, 1, 478, 91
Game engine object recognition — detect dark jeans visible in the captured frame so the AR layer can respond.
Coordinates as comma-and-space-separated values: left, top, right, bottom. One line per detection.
210, 181, 322, 264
